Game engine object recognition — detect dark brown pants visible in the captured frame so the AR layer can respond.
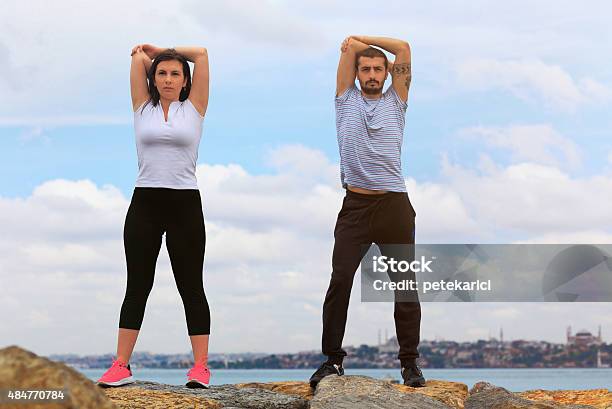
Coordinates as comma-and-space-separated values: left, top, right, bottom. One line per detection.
321, 189, 421, 366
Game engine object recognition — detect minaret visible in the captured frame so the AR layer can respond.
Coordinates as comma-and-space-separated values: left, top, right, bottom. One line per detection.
500, 327, 504, 344
598, 325, 602, 343
385, 329, 388, 343
567, 326, 572, 344
378, 329, 381, 347
597, 348, 602, 368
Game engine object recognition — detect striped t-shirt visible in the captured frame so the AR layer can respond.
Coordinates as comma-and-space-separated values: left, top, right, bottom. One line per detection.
335, 84, 408, 192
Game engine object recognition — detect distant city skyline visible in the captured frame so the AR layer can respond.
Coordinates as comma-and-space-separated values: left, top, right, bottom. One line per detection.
40, 325, 609, 358
47, 330, 611, 370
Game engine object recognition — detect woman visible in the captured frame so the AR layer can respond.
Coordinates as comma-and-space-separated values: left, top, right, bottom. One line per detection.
97, 44, 211, 388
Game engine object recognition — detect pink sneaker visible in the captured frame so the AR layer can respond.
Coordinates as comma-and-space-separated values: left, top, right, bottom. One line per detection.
186, 363, 210, 388
96, 358, 135, 387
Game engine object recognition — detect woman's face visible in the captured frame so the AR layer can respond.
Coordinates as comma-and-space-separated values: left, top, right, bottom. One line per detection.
154, 60, 187, 100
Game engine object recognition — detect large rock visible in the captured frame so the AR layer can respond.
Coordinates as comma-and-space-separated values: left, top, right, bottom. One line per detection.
519, 388, 612, 409
393, 379, 469, 409
235, 381, 314, 400
310, 375, 453, 408
104, 378, 466, 409
103, 380, 308, 409
465, 382, 597, 409
0, 345, 116, 409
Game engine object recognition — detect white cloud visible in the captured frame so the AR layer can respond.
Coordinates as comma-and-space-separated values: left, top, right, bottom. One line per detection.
441, 157, 612, 237
465, 327, 490, 339
0, 0, 326, 121
404, 179, 482, 242
182, 0, 324, 49
516, 231, 612, 244
196, 145, 340, 236
421, 302, 611, 344
456, 58, 611, 111
19, 126, 47, 142
486, 307, 521, 320
32, 179, 126, 211
0, 116, 131, 127
460, 124, 582, 169
0, 0, 197, 115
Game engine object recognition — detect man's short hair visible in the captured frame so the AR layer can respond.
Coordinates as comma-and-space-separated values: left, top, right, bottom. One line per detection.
355, 47, 388, 70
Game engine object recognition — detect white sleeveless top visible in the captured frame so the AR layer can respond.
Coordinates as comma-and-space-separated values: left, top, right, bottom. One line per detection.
133, 98, 204, 189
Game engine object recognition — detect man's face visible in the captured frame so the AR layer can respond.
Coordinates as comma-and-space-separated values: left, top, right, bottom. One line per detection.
356, 56, 388, 96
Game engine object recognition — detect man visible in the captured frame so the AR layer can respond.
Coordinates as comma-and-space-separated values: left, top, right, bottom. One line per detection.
309, 35, 425, 388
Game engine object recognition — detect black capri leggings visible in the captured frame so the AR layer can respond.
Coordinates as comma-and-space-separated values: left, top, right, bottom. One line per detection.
119, 187, 210, 335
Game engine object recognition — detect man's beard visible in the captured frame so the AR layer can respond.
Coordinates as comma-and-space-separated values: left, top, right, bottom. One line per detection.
362, 80, 383, 95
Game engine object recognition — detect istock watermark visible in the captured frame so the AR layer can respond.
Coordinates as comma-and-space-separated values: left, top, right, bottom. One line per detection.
372, 255, 435, 273
360, 244, 612, 302
371, 278, 491, 292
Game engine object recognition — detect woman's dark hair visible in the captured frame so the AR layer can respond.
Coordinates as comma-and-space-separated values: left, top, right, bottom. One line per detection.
140, 48, 192, 114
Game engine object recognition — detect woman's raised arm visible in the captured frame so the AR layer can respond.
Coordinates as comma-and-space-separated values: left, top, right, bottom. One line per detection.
174, 46, 209, 117
129, 45, 151, 112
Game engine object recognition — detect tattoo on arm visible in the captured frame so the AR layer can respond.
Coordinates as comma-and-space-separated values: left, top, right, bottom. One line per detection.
392, 62, 412, 89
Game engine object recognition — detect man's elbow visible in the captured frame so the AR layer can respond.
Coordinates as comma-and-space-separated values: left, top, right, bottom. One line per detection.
395, 41, 411, 59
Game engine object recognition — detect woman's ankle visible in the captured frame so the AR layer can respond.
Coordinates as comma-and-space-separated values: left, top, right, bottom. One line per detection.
193, 357, 208, 366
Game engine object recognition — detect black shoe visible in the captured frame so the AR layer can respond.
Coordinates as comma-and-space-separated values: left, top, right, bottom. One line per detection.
309, 362, 344, 388
401, 365, 426, 387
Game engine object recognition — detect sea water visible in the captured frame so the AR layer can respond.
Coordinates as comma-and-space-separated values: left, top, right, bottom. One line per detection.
80, 367, 612, 392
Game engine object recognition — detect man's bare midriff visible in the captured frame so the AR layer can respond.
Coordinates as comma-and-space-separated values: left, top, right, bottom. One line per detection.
347, 185, 388, 195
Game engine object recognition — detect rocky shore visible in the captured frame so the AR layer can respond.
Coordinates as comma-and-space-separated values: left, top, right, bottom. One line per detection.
1, 345, 610, 408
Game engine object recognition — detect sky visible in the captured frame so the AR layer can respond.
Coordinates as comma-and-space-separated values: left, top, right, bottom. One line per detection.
1, 0, 612, 357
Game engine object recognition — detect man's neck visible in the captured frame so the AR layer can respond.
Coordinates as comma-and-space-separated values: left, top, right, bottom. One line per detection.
361, 91, 382, 100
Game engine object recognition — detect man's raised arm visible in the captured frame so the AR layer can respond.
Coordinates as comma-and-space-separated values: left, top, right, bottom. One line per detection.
351, 36, 411, 102
336, 36, 369, 97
